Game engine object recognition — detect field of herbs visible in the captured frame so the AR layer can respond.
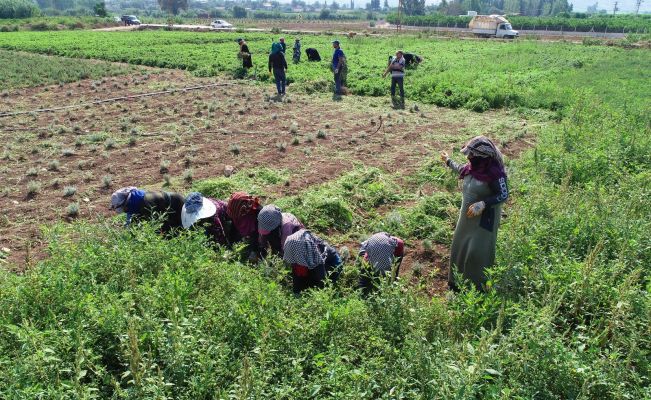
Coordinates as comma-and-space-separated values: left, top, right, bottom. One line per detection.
1, 30, 649, 111
0, 30, 649, 398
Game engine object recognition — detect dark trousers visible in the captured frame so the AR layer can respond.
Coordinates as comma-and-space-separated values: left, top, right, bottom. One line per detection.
273, 69, 286, 95
391, 76, 404, 98
334, 71, 343, 95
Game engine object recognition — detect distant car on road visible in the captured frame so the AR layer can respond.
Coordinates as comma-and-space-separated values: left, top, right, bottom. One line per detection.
121, 15, 141, 26
210, 19, 233, 29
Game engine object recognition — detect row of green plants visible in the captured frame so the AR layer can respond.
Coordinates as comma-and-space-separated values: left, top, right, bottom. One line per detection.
0, 95, 648, 397
0, 16, 119, 31
1, 30, 648, 112
387, 13, 651, 32
0, 49, 136, 90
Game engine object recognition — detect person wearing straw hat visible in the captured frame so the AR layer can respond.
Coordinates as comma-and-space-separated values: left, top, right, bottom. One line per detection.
257, 204, 304, 257
440, 135, 509, 291
110, 187, 185, 233
181, 192, 235, 246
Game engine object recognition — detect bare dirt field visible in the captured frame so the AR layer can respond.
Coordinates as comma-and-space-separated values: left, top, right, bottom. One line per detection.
0, 66, 536, 292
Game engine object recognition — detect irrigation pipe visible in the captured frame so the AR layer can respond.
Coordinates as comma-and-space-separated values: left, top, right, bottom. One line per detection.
0, 82, 235, 118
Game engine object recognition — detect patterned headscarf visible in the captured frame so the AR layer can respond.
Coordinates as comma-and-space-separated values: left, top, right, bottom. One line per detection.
461, 135, 504, 165
360, 232, 398, 273
110, 187, 137, 212
283, 229, 325, 269
227, 192, 261, 219
459, 136, 507, 182
258, 204, 283, 235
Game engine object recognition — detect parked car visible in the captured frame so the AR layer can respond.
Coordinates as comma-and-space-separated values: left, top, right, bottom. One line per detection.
121, 15, 141, 26
210, 19, 233, 29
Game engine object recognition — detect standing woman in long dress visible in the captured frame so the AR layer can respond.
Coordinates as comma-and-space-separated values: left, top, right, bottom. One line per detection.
441, 136, 509, 291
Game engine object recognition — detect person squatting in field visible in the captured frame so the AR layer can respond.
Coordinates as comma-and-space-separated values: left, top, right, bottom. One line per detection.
257, 204, 304, 258
441, 136, 509, 291
268, 42, 288, 96
181, 192, 237, 246
110, 187, 185, 233
237, 38, 253, 69
283, 229, 342, 295
358, 232, 405, 295
383, 50, 406, 106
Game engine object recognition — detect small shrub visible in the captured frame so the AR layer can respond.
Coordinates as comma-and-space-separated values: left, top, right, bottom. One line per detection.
163, 174, 171, 187
305, 134, 314, 143
229, 144, 241, 155
47, 160, 60, 171
62, 148, 75, 157
102, 175, 112, 188
50, 178, 60, 188
183, 169, 194, 183
276, 142, 287, 152
317, 130, 327, 139
128, 136, 136, 146
27, 181, 41, 196
291, 137, 300, 146
104, 138, 116, 150
26, 168, 38, 177
289, 122, 298, 134
66, 202, 80, 217
159, 160, 170, 174
63, 186, 77, 197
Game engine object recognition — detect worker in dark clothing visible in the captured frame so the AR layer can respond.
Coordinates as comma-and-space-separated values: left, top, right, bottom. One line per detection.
237, 38, 253, 69
110, 187, 185, 233
331, 40, 346, 96
279, 37, 287, 53
268, 42, 288, 96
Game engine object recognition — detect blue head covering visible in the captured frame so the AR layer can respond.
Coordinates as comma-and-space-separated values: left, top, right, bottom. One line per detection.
271, 42, 283, 54
125, 189, 146, 225
184, 192, 204, 214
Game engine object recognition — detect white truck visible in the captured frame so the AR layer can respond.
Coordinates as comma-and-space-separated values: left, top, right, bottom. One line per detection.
469, 15, 519, 39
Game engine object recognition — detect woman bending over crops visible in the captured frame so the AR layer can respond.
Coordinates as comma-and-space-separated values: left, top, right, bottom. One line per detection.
181, 192, 236, 246
441, 136, 509, 291
227, 192, 262, 259
283, 229, 342, 294
358, 232, 405, 295
257, 204, 304, 258
110, 187, 185, 233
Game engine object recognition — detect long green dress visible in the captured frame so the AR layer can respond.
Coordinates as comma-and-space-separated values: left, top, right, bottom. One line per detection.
447, 161, 508, 290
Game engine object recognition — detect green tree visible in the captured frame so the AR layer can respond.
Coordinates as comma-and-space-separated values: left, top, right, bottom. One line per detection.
402, 0, 424, 15
157, 0, 188, 15
93, 0, 106, 16
232, 4, 247, 17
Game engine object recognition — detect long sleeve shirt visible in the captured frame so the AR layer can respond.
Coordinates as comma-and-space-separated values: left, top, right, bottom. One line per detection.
268, 52, 287, 73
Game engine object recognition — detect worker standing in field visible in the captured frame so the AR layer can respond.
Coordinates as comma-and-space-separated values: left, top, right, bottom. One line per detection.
283, 229, 342, 294
268, 42, 288, 96
257, 204, 304, 257
279, 37, 287, 53
358, 232, 405, 295
383, 50, 406, 107
110, 187, 185, 233
331, 40, 346, 96
441, 136, 509, 292
292, 38, 301, 63
237, 38, 253, 69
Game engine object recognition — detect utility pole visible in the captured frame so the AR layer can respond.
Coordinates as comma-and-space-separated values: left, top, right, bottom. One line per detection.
635, 0, 643, 14
397, 0, 403, 32
613, 1, 618, 14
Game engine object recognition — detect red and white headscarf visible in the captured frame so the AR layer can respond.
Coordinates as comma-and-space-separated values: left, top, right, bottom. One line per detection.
360, 232, 403, 273
283, 229, 325, 269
